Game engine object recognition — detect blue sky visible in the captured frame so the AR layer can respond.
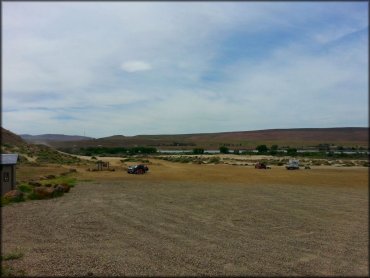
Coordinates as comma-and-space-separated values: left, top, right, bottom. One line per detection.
2, 2, 368, 137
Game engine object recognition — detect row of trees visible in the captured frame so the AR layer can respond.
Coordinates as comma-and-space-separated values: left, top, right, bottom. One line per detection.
192, 144, 367, 158
192, 146, 237, 154
255, 144, 297, 155
193, 145, 291, 155
78, 146, 157, 156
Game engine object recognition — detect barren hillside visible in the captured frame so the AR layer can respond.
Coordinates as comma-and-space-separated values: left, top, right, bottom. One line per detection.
1, 127, 85, 165
47, 127, 368, 150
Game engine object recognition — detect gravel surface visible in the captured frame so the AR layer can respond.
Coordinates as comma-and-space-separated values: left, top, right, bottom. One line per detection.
2, 179, 368, 276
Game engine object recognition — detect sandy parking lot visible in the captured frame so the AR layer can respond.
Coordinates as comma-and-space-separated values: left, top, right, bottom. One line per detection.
2, 160, 368, 276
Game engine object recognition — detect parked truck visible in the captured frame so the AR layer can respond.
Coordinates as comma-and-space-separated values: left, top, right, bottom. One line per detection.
127, 164, 149, 174
255, 162, 267, 169
286, 159, 299, 170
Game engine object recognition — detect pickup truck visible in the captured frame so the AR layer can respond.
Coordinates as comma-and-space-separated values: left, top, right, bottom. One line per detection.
127, 164, 149, 174
286, 159, 299, 170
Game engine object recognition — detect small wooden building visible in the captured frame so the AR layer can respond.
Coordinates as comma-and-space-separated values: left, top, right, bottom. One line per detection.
1, 154, 18, 195
96, 160, 110, 171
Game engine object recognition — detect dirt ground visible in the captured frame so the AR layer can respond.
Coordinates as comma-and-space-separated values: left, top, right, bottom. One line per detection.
2, 158, 368, 276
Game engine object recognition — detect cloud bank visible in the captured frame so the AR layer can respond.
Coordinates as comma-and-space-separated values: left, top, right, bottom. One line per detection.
2, 2, 368, 137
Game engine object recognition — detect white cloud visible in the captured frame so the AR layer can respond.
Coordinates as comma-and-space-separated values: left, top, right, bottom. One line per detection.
120, 61, 152, 73
2, 2, 368, 137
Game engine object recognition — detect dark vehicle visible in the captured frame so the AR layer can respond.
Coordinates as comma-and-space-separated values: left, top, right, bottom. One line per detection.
127, 164, 149, 174
255, 162, 267, 169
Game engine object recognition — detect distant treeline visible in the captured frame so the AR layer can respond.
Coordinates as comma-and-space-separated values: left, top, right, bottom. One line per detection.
191, 145, 369, 159
249, 150, 369, 159
61, 146, 157, 156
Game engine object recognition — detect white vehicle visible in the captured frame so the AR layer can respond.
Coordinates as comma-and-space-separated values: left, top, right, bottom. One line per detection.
286, 159, 299, 170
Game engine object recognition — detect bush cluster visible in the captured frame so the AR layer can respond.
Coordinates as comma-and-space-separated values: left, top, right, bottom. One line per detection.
1, 175, 76, 206
160, 155, 221, 164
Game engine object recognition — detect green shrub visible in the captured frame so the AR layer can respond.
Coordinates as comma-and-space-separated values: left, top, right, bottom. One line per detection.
193, 148, 204, 154
256, 145, 268, 154
27, 191, 40, 200
219, 146, 229, 154
287, 148, 298, 156
17, 183, 33, 193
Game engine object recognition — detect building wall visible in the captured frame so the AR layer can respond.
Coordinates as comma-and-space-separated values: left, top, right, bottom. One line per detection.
1, 165, 15, 195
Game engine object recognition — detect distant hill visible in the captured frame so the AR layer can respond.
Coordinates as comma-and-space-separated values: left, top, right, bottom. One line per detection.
1, 128, 85, 165
20, 134, 94, 144
50, 127, 369, 150
2, 127, 27, 147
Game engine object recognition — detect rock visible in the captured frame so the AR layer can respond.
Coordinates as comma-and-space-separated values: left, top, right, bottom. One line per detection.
33, 186, 55, 199
54, 185, 65, 193
69, 168, 77, 173
58, 184, 70, 193
3, 190, 24, 202
45, 183, 53, 187
62, 184, 71, 193
45, 175, 56, 180
29, 181, 42, 187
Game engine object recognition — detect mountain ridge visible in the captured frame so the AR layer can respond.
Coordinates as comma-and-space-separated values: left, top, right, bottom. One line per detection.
20, 134, 94, 143
31, 127, 368, 150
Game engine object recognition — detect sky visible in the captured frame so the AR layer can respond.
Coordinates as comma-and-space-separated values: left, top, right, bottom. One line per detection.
2, 2, 368, 138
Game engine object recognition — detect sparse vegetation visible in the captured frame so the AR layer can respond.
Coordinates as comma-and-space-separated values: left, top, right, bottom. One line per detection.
159, 155, 223, 165
1, 252, 24, 261
1, 251, 25, 277
208, 156, 221, 164
40, 176, 77, 187
1, 265, 26, 277
2, 174, 77, 206
35, 147, 81, 164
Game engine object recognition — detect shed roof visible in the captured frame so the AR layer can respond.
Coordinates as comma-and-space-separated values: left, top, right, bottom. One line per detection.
1, 154, 19, 165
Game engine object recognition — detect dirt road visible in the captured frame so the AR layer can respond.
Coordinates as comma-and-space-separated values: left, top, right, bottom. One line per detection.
2, 161, 368, 276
